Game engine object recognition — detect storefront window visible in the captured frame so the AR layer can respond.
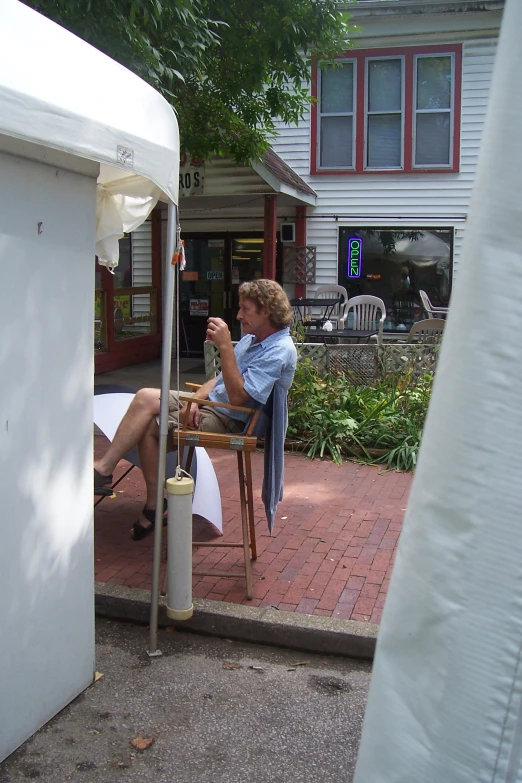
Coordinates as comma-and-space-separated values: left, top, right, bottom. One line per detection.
338, 227, 452, 332
94, 229, 157, 354
94, 265, 105, 352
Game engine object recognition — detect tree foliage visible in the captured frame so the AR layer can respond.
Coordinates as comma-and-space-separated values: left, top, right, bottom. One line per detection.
24, 0, 355, 161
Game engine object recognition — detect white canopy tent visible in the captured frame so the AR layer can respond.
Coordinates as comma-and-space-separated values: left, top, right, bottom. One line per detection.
0, 0, 179, 759
0, 0, 179, 266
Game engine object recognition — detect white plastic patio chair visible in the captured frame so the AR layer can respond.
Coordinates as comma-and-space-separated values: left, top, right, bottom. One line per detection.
403, 318, 446, 344
419, 290, 449, 319
312, 284, 349, 328
345, 295, 387, 346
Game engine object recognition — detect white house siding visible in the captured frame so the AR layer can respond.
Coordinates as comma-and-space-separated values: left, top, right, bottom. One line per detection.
271, 35, 498, 291
131, 219, 153, 318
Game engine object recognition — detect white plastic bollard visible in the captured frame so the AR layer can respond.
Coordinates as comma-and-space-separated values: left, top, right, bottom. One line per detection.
166, 476, 194, 621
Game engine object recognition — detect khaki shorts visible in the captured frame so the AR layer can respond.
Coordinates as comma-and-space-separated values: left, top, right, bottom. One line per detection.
161, 391, 245, 436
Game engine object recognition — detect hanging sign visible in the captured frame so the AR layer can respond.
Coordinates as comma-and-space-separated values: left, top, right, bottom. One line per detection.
207, 270, 224, 281
347, 237, 363, 278
208, 239, 225, 249
189, 298, 209, 317
179, 154, 204, 197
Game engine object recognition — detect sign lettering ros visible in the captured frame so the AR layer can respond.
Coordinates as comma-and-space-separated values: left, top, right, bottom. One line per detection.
348, 237, 362, 279
179, 154, 204, 197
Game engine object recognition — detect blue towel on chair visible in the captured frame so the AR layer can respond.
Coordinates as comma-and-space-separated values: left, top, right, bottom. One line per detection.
261, 383, 288, 535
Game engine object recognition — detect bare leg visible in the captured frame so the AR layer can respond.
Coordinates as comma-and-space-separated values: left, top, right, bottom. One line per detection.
94, 388, 161, 477
132, 403, 183, 537
138, 417, 162, 510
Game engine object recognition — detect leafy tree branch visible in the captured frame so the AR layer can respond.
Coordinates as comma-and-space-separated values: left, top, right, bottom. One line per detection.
23, 0, 355, 161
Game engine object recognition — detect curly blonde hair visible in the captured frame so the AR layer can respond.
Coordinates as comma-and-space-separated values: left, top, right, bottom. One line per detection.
239, 279, 293, 329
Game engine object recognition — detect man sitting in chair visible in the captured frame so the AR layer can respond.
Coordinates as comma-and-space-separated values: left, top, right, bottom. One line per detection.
94, 279, 297, 540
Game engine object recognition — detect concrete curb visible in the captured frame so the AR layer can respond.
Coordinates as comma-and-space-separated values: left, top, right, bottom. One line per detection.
95, 582, 378, 659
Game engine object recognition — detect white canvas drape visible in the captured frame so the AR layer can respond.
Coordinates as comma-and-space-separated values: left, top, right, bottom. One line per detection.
354, 2, 522, 780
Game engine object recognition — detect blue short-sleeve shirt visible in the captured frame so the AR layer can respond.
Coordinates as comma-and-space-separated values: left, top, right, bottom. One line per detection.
209, 328, 297, 421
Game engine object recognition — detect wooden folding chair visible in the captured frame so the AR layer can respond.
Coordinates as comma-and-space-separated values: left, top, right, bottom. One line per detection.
173, 385, 268, 599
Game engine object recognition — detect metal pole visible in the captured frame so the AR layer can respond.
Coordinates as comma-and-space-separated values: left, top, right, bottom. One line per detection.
148, 200, 178, 656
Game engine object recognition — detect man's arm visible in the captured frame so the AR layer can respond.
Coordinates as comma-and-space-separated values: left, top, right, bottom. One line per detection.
192, 376, 217, 401
206, 317, 250, 406
181, 376, 217, 428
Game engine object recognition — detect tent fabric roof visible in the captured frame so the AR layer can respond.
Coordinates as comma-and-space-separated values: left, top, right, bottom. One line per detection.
0, 0, 180, 265
0, 0, 179, 205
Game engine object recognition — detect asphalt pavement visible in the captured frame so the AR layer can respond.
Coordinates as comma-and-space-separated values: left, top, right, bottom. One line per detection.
0, 619, 371, 783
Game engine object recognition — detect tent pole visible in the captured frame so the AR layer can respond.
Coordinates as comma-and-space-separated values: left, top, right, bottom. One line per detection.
148, 200, 178, 656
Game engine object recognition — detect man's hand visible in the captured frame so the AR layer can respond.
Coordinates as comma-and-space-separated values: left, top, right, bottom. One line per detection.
206, 317, 232, 349
180, 401, 201, 429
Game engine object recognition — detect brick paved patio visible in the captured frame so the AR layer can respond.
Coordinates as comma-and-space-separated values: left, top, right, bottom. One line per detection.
94, 434, 411, 624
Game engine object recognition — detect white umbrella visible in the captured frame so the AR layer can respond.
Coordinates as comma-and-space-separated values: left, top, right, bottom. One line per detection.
391, 231, 451, 267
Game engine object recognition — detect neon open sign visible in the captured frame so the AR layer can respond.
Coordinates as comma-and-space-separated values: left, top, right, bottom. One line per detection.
347, 237, 362, 278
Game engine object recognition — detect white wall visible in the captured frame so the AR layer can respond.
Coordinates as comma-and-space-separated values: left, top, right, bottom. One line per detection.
0, 151, 96, 761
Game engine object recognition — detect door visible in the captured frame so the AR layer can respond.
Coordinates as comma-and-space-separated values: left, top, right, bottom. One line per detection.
181, 235, 264, 354
181, 237, 227, 354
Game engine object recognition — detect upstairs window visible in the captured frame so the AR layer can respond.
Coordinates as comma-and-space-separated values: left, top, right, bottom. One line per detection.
313, 46, 461, 174
320, 61, 355, 168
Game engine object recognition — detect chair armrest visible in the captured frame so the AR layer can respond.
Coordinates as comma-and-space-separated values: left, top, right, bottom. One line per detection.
185, 382, 202, 390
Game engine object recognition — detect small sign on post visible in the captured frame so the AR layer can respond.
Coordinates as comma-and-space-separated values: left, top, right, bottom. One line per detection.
179, 154, 204, 197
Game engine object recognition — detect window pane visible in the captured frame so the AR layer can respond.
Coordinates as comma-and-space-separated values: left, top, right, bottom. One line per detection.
338, 227, 452, 332
321, 116, 353, 167
415, 113, 450, 165
321, 63, 354, 113
367, 115, 401, 168
368, 59, 402, 112
417, 56, 451, 110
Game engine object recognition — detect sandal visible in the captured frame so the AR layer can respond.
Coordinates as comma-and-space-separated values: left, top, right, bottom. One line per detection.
94, 468, 113, 497
131, 498, 168, 541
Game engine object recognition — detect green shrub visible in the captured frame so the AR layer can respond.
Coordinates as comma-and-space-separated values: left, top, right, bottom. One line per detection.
287, 356, 432, 472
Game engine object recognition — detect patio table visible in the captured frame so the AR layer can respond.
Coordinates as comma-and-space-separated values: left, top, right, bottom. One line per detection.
304, 328, 378, 344
290, 297, 342, 328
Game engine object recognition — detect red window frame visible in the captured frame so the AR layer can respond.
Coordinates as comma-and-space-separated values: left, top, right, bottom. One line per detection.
311, 44, 462, 175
